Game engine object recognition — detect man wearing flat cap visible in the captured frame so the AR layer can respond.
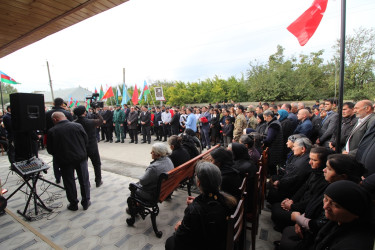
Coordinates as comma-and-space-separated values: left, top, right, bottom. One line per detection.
74, 105, 104, 188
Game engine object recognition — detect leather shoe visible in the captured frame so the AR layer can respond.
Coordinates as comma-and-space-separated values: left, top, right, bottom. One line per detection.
154, 139, 159, 141
148, 141, 151, 144
109, 140, 113, 143
83, 201, 91, 210
121, 140, 124, 143
67, 203, 78, 211
129, 141, 134, 143
141, 141, 146, 144
135, 142, 138, 144
96, 181, 103, 187
115, 140, 120, 143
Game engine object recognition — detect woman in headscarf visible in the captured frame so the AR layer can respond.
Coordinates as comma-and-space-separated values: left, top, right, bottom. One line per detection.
210, 147, 242, 200
278, 154, 367, 250
165, 162, 237, 250
313, 180, 373, 250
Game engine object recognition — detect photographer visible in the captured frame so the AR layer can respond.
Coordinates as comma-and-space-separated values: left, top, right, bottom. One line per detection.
74, 105, 104, 188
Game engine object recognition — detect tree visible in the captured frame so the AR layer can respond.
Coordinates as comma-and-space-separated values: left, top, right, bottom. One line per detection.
333, 27, 375, 100
0, 83, 18, 105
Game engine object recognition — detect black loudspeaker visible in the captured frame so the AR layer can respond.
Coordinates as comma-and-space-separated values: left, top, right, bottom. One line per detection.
10, 93, 45, 131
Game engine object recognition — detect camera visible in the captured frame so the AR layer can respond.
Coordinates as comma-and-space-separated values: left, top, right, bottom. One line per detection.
86, 93, 104, 109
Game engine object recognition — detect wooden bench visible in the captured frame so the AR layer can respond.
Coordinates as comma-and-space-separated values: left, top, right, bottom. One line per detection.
126, 145, 220, 238
226, 193, 247, 250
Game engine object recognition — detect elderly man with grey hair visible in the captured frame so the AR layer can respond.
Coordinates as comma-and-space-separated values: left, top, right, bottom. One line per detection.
293, 109, 313, 137
127, 143, 174, 204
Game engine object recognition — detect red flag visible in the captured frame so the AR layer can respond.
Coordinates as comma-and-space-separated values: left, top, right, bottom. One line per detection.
102, 86, 115, 99
132, 85, 139, 105
287, 0, 328, 46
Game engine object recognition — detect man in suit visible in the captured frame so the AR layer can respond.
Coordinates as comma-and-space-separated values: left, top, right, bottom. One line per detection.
154, 106, 162, 141
123, 104, 130, 139
344, 100, 375, 155
101, 106, 113, 143
170, 107, 180, 135
316, 99, 339, 148
199, 106, 211, 149
140, 105, 151, 144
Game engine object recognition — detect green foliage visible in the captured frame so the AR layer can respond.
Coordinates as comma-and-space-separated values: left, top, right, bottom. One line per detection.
123, 28, 375, 105
1, 83, 18, 104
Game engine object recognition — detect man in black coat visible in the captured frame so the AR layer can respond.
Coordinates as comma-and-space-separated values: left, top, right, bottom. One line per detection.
127, 106, 139, 144
154, 106, 162, 141
47, 111, 91, 211
74, 106, 104, 187
45, 97, 74, 183
101, 106, 113, 143
140, 105, 151, 144
170, 108, 180, 135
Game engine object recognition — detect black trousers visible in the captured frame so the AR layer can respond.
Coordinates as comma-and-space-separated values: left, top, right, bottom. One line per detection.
271, 202, 294, 231
87, 146, 101, 184
105, 126, 113, 141
60, 160, 90, 207
155, 126, 163, 140
101, 126, 107, 140
141, 125, 151, 142
53, 157, 61, 182
129, 129, 138, 142
163, 124, 171, 140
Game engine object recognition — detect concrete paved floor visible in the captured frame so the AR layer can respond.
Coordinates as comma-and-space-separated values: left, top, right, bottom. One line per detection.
0, 137, 280, 249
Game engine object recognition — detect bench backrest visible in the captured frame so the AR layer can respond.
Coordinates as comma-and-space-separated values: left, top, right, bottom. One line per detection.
157, 145, 220, 202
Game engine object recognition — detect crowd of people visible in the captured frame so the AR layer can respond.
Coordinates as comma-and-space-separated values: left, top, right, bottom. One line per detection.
1, 96, 375, 249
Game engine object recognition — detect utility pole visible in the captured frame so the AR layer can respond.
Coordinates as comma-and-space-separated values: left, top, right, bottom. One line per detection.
46, 61, 54, 101
123, 68, 125, 84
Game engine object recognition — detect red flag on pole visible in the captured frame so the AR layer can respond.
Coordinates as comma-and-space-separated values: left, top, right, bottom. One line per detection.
287, 0, 328, 46
132, 85, 139, 105
102, 86, 115, 99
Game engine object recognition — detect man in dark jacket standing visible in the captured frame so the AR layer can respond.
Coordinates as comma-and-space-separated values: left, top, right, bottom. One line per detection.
47, 112, 91, 211
74, 106, 104, 187
45, 97, 74, 183
140, 105, 151, 144
101, 106, 113, 143
128, 106, 138, 144
153, 106, 162, 141
170, 108, 181, 135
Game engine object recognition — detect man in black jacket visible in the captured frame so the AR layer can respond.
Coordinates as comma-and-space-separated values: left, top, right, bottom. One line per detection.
170, 107, 181, 135
140, 105, 151, 144
101, 106, 113, 143
47, 111, 91, 211
154, 106, 162, 141
45, 97, 74, 183
74, 106, 104, 187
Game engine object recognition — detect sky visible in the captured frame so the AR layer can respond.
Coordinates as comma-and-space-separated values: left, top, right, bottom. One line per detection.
1, 0, 375, 94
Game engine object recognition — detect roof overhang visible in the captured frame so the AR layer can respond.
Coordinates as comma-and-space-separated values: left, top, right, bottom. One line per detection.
0, 0, 128, 58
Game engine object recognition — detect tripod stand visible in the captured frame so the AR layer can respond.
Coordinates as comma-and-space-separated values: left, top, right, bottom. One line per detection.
6, 157, 65, 221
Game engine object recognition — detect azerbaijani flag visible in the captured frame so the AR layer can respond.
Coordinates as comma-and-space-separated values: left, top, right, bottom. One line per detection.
99, 85, 104, 100
95, 87, 98, 94
138, 80, 150, 102
0, 71, 21, 84
68, 96, 73, 107
69, 99, 76, 108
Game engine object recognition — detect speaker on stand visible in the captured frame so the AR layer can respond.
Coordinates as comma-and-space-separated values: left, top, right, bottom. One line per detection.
10, 93, 45, 162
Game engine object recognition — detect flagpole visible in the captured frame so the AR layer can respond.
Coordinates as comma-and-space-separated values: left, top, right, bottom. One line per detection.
335, 0, 346, 153
0, 80, 4, 114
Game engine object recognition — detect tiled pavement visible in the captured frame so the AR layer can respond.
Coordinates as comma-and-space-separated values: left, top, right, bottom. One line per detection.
0, 148, 280, 250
